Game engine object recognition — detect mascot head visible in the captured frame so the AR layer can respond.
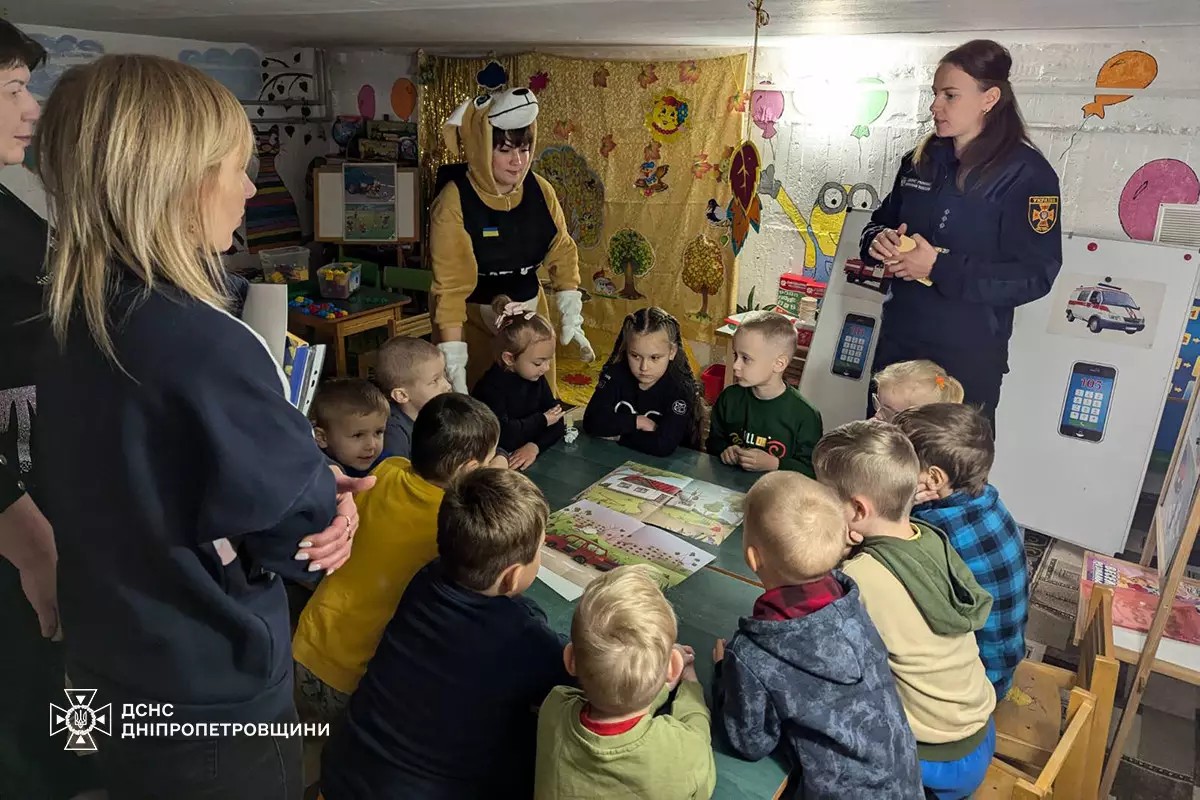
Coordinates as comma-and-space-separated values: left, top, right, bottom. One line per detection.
443, 85, 540, 195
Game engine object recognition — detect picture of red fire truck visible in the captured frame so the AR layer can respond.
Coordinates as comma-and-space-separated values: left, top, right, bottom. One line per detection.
843, 259, 889, 293
544, 533, 620, 571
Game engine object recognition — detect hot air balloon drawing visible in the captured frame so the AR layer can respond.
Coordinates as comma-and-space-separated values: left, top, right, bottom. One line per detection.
751, 83, 785, 140
1083, 51, 1158, 120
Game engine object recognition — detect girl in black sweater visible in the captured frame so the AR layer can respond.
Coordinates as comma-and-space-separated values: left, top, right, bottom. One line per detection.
472, 295, 566, 470
583, 307, 702, 457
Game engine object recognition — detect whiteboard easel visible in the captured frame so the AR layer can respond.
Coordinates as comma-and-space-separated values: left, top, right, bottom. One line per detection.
313, 165, 419, 243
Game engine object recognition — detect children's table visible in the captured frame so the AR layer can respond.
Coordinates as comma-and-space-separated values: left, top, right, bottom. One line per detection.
286, 287, 411, 377
523, 436, 790, 799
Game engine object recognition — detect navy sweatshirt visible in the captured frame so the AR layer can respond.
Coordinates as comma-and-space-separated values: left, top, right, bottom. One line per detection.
714, 573, 922, 799
320, 560, 570, 800
35, 268, 337, 724
860, 138, 1062, 369
582, 363, 693, 457
471, 362, 565, 453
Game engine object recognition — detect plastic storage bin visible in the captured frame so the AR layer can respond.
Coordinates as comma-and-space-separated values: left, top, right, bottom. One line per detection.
317, 262, 362, 299
701, 364, 726, 406
259, 246, 310, 284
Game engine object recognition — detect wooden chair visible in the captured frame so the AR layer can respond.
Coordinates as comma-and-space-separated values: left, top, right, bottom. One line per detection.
383, 266, 433, 338
995, 586, 1117, 800
978, 687, 1096, 799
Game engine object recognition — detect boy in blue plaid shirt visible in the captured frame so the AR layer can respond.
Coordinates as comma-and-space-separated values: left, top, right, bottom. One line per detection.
893, 404, 1027, 698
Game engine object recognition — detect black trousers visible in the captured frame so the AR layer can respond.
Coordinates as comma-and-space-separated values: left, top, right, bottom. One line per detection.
98, 708, 303, 800
869, 336, 1004, 437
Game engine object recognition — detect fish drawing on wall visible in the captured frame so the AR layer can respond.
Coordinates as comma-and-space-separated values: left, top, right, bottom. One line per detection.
758, 164, 879, 282
27, 34, 105, 100
1083, 50, 1158, 119
1118, 158, 1199, 241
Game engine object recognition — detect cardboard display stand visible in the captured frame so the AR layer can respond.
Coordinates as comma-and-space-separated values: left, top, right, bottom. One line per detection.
801, 223, 1199, 556
1098, 383, 1200, 797
313, 165, 419, 243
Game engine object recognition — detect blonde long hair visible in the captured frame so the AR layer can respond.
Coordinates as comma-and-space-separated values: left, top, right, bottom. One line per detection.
35, 54, 254, 360
873, 359, 965, 405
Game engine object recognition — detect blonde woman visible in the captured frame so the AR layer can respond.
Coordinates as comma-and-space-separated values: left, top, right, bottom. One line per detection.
34, 55, 369, 798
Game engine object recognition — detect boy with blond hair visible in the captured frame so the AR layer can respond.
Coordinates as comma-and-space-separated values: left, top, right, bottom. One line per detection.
713, 472, 922, 799
320, 468, 569, 800
375, 335, 452, 458
813, 421, 995, 800
535, 565, 716, 800
893, 403, 1027, 698
293, 393, 500, 722
707, 311, 822, 476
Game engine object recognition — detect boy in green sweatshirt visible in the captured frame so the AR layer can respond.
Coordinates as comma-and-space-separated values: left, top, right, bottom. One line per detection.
813, 420, 995, 800
534, 565, 716, 800
707, 311, 822, 476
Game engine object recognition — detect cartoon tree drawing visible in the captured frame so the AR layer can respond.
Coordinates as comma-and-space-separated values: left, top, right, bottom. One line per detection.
681, 235, 726, 319
607, 228, 655, 300
533, 145, 604, 249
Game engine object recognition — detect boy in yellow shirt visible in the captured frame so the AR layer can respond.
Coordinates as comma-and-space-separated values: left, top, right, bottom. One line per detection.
812, 420, 995, 800
534, 565, 716, 800
292, 393, 500, 722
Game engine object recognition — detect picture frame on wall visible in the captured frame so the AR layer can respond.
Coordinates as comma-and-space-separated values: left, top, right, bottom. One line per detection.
358, 138, 401, 162
313, 164, 419, 244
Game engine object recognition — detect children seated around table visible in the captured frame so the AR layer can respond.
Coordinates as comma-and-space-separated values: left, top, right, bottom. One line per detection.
375, 334, 452, 458
583, 307, 703, 457
310, 377, 390, 477
472, 295, 565, 471
319, 468, 568, 800
871, 359, 964, 422
813, 421, 996, 800
292, 394, 500, 724
706, 310, 822, 476
712, 472, 922, 799
893, 403, 1027, 699
535, 565, 716, 800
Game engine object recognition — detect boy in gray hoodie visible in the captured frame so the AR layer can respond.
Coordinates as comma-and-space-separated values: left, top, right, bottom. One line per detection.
713, 472, 922, 800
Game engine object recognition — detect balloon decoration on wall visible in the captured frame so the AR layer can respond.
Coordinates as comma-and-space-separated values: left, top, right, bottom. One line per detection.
1083, 50, 1158, 120
357, 84, 376, 119
390, 78, 417, 121
1118, 159, 1200, 241
750, 82, 785, 140
851, 77, 889, 139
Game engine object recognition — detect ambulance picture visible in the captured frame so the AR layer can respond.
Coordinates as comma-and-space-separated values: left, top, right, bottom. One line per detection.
1065, 281, 1145, 334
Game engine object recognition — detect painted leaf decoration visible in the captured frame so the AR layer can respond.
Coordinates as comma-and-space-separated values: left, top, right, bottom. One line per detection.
299, 80, 309, 93
284, 125, 295, 138
293, 53, 301, 63
729, 141, 761, 212
304, 133, 313, 145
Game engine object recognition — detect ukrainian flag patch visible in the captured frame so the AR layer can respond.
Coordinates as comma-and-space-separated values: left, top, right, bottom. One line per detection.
482, 227, 500, 238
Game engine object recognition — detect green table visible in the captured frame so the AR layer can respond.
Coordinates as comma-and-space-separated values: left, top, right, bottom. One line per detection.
523, 435, 760, 584
524, 437, 790, 799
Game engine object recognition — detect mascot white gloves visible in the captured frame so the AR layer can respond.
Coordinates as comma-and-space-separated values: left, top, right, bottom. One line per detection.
438, 341, 470, 394
555, 290, 594, 363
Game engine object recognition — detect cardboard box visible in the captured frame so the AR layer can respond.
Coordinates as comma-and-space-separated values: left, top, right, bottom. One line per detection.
776, 273, 826, 314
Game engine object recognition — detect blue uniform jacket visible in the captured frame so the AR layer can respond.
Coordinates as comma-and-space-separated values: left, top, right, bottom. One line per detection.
860, 138, 1063, 368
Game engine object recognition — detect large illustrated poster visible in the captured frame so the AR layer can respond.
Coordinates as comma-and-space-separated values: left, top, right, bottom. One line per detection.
992, 237, 1199, 554
1080, 552, 1200, 645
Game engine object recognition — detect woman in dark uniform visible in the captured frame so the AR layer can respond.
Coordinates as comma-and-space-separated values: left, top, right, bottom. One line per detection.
861, 39, 1063, 429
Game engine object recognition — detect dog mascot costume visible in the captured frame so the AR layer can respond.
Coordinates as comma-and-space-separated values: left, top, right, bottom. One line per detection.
430, 85, 594, 393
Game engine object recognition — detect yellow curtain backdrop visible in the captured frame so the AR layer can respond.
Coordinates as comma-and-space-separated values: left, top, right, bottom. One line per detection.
513, 53, 747, 348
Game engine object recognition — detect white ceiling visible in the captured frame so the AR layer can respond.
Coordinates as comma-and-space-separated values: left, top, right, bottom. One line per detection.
10, 0, 1200, 48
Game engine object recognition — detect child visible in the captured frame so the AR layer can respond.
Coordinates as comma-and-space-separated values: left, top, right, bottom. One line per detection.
535, 565, 716, 800
310, 377, 390, 477
375, 335, 452, 458
872, 359, 964, 422
472, 295, 565, 470
583, 307, 702, 456
707, 311, 822, 476
713, 472, 922, 799
813, 421, 995, 800
893, 403, 1027, 699
292, 393, 500, 722
319, 468, 569, 800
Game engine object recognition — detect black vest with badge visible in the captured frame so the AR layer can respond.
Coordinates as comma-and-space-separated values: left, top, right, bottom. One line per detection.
437, 163, 557, 305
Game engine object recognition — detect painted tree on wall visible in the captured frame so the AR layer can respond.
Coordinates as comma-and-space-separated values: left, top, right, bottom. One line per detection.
681, 235, 725, 320
607, 228, 655, 300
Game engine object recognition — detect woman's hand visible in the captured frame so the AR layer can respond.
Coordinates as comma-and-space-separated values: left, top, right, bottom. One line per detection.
868, 223, 907, 261
508, 443, 540, 471
635, 415, 658, 432
886, 233, 937, 281
295, 470, 376, 575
